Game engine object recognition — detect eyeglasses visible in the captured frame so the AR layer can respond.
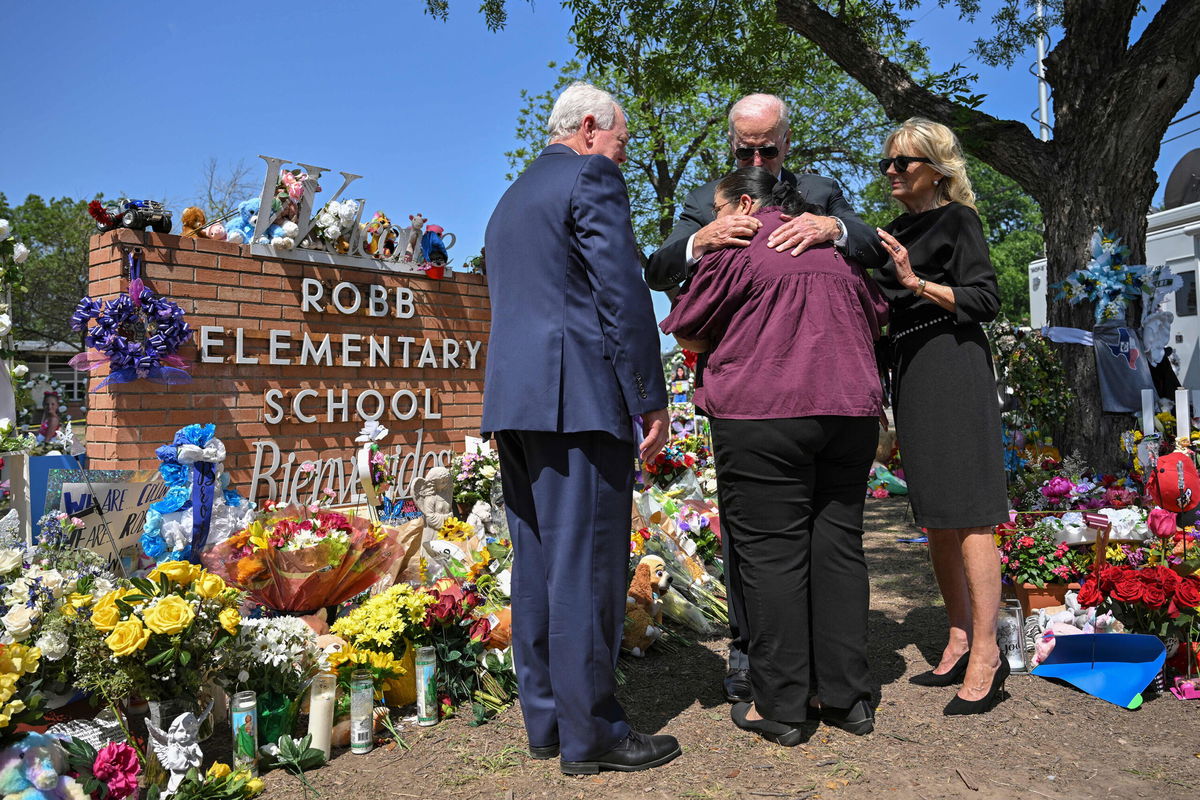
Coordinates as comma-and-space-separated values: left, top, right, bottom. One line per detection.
879, 155, 933, 175
734, 145, 780, 161
711, 199, 733, 216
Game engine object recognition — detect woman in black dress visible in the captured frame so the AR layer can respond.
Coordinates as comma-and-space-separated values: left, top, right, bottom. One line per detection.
873, 118, 1010, 716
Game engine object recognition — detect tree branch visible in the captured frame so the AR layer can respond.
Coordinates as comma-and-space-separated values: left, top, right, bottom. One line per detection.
773, 0, 1051, 197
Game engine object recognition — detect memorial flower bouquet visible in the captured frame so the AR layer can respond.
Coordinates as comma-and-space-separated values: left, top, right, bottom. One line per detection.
1077, 563, 1200, 639
1, 513, 113, 700
330, 583, 434, 662
201, 499, 402, 612
226, 616, 325, 700
0, 642, 44, 745
71, 561, 244, 702
452, 449, 499, 508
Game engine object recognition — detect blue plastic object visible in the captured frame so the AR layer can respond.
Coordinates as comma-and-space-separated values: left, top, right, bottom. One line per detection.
1031, 633, 1166, 709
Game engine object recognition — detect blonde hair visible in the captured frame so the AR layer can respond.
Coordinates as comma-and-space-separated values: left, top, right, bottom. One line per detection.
883, 118, 977, 211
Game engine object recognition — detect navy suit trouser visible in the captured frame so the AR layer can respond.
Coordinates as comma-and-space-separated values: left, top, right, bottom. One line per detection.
496, 429, 633, 761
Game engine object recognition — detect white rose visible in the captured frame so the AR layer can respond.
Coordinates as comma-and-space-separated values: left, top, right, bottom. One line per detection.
480, 465, 497, 480
0, 418, 11, 434
33, 568, 65, 597
10, 364, 27, 378
36, 629, 69, 661
0, 315, 10, 337
2, 605, 38, 641
0, 219, 10, 241
0, 548, 23, 572
11, 243, 29, 264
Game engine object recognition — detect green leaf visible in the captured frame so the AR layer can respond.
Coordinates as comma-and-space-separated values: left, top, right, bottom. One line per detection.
130, 577, 156, 596
145, 648, 174, 666
447, 650, 462, 661
179, 649, 191, 665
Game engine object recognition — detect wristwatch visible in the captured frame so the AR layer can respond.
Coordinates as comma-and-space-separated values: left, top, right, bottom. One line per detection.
832, 216, 848, 245
916, 278, 927, 296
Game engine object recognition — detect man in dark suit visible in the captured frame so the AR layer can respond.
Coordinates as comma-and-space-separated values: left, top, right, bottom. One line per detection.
647, 94, 886, 706
483, 82, 679, 775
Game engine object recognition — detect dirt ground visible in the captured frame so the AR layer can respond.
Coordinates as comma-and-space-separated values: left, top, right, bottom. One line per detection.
260, 497, 1200, 800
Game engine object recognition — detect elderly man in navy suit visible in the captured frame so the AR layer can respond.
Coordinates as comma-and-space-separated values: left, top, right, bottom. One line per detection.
483, 82, 678, 775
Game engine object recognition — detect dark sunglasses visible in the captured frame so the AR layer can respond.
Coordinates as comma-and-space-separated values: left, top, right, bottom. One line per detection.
879, 155, 933, 175
734, 145, 780, 161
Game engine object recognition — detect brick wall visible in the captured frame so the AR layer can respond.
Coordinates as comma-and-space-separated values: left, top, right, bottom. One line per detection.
85, 228, 489, 500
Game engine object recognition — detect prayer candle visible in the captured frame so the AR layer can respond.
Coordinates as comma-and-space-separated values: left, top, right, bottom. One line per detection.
308, 673, 337, 760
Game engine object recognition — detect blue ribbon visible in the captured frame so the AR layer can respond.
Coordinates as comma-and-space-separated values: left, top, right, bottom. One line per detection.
190, 460, 216, 554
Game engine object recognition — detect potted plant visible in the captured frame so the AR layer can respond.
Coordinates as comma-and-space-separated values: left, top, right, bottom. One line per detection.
997, 516, 1086, 615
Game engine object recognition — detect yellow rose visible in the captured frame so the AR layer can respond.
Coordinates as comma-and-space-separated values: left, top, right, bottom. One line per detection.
207, 762, 232, 779
193, 572, 226, 599
245, 777, 265, 795
105, 618, 151, 657
60, 592, 93, 618
219, 608, 241, 636
148, 560, 199, 586
142, 596, 196, 635
91, 589, 133, 632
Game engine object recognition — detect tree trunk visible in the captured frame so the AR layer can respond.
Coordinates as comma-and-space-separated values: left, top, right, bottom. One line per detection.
1039, 156, 1156, 471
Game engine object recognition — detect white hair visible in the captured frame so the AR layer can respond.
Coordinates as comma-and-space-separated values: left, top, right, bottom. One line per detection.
547, 82, 620, 142
728, 94, 790, 140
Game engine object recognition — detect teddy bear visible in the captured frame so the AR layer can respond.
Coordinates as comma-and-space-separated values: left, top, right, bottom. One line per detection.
225, 198, 299, 250
181, 206, 208, 238
0, 733, 87, 800
403, 213, 426, 261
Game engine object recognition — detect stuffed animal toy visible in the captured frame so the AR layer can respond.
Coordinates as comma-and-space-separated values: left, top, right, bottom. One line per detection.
403, 213, 426, 261
204, 222, 227, 240
627, 554, 671, 624
622, 606, 661, 657
181, 206, 208, 238
223, 198, 257, 245
363, 211, 398, 257
0, 733, 86, 800
421, 224, 449, 266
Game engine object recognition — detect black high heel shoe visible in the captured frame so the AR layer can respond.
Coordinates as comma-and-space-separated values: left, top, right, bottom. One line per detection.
943, 659, 1010, 716
909, 651, 971, 687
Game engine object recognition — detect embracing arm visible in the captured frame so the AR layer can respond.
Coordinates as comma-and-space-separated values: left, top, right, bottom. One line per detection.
825, 180, 888, 269
645, 187, 711, 291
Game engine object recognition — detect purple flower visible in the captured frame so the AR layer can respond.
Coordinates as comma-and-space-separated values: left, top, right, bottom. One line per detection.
1040, 476, 1074, 499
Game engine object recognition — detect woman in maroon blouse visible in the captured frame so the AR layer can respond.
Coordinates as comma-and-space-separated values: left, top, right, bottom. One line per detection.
661, 167, 887, 746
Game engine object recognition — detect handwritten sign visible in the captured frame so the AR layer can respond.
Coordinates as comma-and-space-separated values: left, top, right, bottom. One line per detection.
52, 472, 166, 573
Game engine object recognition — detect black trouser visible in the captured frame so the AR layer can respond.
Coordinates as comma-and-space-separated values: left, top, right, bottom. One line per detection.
710, 415, 877, 722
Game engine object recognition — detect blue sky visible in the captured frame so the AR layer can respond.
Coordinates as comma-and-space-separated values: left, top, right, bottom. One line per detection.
2, 1, 1196, 341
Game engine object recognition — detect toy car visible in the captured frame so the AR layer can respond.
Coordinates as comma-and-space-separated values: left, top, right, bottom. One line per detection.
92, 199, 173, 234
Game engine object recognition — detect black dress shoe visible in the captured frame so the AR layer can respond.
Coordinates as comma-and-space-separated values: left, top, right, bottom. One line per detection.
560, 730, 682, 775
944, 659, 1009, 716
529, 743, 559, 759
730, 702, 809, 747
819, 699, 875, 735
909, 651, 971, 687
723, 669, 753, 703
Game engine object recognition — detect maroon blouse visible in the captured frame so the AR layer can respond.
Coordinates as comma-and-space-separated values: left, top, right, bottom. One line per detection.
659, 207, 889, 420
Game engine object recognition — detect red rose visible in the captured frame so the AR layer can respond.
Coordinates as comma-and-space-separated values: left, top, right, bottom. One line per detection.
1076, 579, 1105, 608
1141, 583, 1168, 608
469, 617, 492, 644
428, 595, 457, 623
1111, 576, 1144, 603
1152, 566, 1180, 593
1097, 565, 1128, 592
1175, 577, 1200, 609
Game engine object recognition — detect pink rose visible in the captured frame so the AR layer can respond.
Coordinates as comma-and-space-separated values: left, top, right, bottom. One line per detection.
1041, 476, 1073, 499
1147, 508, 1178, 539
93, 742, 141, 800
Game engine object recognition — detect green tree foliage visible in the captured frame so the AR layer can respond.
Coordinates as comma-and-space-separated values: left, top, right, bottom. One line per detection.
0, 193, 94, 347
503, 2, 915, 251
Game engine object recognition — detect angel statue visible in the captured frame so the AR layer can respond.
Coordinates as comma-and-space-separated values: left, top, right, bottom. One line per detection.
413, 465, 453, 544
146, 699, 214, 798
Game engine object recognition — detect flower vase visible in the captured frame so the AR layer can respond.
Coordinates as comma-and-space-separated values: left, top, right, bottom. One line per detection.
258, 690, 300, 746
147, 695, 215, 742
383, 644, 418, 708
1014, 582, 1081, 618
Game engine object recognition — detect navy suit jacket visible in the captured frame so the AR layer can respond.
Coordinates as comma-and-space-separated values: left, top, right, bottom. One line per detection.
645, 170, 887, 291
482, 144, 667, 441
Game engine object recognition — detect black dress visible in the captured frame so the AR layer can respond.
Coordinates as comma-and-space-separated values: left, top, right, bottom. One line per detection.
876, 202, 1009, 529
